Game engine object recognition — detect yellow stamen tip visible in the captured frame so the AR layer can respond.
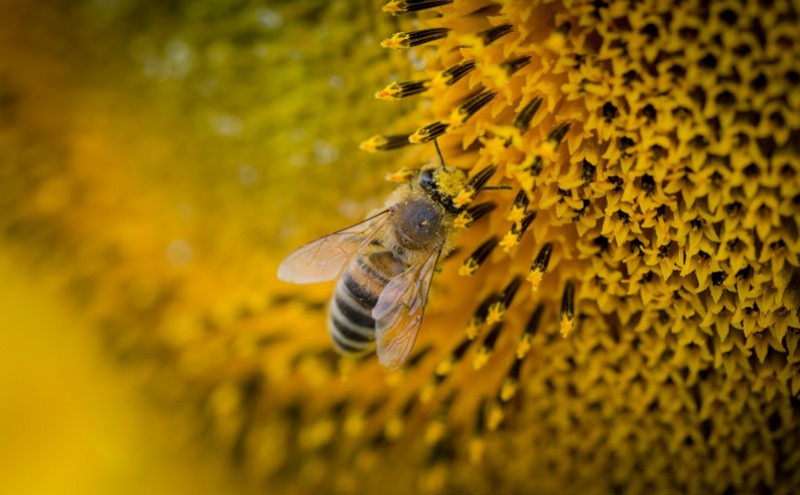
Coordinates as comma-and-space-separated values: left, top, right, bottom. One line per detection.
409, 130, 427, 144
465, 318, 481, 340
487, 404, 504, 432
560, 317, 574, 337
453, 189, 474, 208
527, 270, 544, 291
454, 212, 473, 229
507, 205, 527, 225
382, 1, 402, 14
385, 168, 414, 183
380, 33, 409, 49
360, 135, 387, 153
459, 258, 479, 277
424, 421, 445, 445
485, 303, 505, 325
447, 109, 466, 129
500, 379, 518, 402
429, 75, 446, 90
516, 337, 532, 359
375, 82, 400, 100
435, 358, 453, 377
473, 347, 491, 370
500, 231, 519, 252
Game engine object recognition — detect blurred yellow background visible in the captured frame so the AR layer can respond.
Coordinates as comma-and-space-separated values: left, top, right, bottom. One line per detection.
0, 1, 399, 493
0, 254, 237, 495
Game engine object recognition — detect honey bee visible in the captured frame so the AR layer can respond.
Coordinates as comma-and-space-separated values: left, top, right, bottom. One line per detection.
278, 145, 496, 371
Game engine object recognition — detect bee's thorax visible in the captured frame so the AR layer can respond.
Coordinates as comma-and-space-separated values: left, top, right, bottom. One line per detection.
394, 198, 444, 250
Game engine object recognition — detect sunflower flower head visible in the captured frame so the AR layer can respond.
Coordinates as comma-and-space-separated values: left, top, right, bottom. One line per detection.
354, 0, 800, 492
3, 0, 799, 494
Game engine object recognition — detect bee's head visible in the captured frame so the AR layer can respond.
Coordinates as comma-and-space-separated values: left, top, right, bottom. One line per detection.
411, 140, 507, 215
416, 164, 467, 214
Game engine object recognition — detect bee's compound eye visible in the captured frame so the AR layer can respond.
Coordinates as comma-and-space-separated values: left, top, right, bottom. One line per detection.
419, 170, 435, 189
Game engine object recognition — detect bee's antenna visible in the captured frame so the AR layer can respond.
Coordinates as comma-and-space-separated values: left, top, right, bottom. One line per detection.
482, 185, 513, 191
433, 138, 446, 170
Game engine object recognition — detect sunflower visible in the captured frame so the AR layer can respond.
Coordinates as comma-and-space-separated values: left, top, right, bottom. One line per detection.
1, 0, 798, 494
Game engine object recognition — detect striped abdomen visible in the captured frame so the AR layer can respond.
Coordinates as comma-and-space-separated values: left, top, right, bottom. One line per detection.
328, 250, 404, 355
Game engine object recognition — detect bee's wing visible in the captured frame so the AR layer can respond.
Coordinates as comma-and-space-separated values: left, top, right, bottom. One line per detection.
373, 249, 441, 372
277, 209, 394, 284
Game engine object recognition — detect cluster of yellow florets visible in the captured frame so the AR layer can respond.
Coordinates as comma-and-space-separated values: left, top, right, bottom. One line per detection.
359, 0, 800, 493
